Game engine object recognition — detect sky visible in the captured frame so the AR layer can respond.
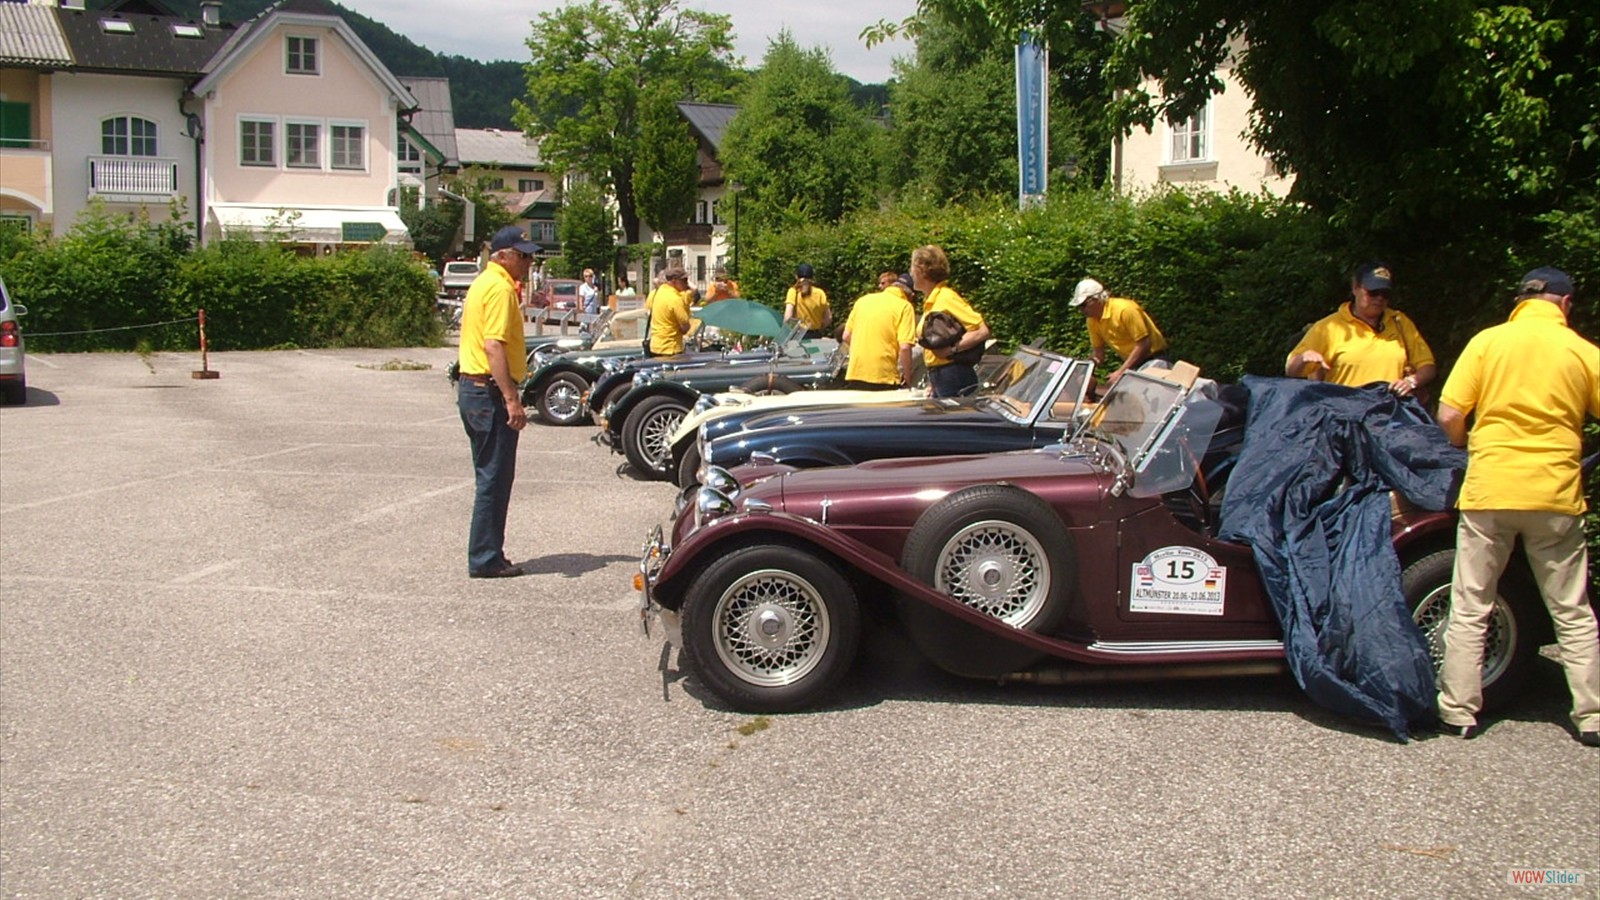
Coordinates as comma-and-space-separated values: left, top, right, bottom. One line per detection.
339, 0, 921, 85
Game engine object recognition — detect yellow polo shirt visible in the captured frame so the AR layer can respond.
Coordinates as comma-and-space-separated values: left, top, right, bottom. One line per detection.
457, 261, 527, 382
1087, 296, 1169, 362
920, 283, 985, 369
785, 285, 831, 332
844, 288, 916, 385
1288, 303, 1435, 386
1440, 300, 1600, 514
648, 283, 695, 356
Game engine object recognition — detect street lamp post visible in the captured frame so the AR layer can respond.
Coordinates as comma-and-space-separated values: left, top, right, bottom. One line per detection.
729, 181, 742, 276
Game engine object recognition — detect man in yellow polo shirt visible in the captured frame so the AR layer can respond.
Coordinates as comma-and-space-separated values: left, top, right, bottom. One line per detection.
457, 226, 538, 579
648, 266, 695, 356
1434, 267, 1600, 746
1070, 277, 1170, 387
842, 272, 917, 390
1285, 261, 1436, 397
784, 263, 831, 338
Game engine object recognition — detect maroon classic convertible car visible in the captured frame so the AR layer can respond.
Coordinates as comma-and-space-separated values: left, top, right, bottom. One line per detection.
636, 365, 1544, 715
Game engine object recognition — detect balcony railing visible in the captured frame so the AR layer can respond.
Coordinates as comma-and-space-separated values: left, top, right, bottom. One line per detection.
88, 156, 179, 200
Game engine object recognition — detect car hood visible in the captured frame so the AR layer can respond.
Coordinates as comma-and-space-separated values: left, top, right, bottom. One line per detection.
733, 397, 1004, 432
673, 388, 919, 445
737, 447, 1111, 529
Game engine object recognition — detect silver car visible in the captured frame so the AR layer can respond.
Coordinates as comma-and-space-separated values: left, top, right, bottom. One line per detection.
0, 273, 26, 404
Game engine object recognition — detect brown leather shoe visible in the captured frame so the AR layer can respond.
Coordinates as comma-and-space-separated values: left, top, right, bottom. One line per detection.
470, 562, 524, 579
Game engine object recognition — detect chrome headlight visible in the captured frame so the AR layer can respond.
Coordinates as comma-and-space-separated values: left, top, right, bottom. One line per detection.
702, 465, 740, 497
695, 485, 737, 527
532, 348, 559, 369
693, 393, 722, 414
632, 369, 659, 387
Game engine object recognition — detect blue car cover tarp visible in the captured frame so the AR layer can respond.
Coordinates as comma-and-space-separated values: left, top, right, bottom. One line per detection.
1217, 377, 1466, 740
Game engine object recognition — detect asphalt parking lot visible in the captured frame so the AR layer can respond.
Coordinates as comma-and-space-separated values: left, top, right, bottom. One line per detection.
1, 347, 1595, 898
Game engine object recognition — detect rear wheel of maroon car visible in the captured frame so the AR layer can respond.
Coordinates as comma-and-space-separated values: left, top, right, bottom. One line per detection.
680, 544, 861, 712
900, 485, 1074, 678
623, 395, 688, 478
1404, 549, 1540, 710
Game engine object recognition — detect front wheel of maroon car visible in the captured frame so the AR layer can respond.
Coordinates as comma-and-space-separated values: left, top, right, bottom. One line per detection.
680, 544, 862, 712
1404, 549, 1540, 711
899, 485, 1075, 678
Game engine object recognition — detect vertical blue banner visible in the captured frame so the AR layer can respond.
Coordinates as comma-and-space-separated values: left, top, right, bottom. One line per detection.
1015, 32, 1049, 207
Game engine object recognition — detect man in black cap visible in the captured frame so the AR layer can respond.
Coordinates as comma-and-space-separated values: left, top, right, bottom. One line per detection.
456, 225, 540, 578
1285, 261, 1436, 395
784, 263, 831, 338
1434, 266, 1600, 745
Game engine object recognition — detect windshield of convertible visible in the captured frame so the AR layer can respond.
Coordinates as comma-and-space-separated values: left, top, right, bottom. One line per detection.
1069, 369, 1224, 497
975, 348, 1090, 424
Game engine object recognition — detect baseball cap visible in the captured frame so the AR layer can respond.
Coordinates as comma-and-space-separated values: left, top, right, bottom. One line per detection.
893, 272, 915, 295
1355, 261, 1394, 292
490, 226, 541, 255
1517, 266, 1574, 298
661, 266, 689, 282
795, 263, 815, 279
1070, 278, 1105, 307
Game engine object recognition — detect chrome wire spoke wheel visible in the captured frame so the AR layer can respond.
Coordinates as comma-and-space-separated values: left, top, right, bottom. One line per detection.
1412, 583, 1517, 686
642, 409, 683, 466
711, 568, 832, 687
546, 381, 582, 420
933, 518, 1051, 628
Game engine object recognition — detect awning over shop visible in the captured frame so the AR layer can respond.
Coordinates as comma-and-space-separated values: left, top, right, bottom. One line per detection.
208, 203, 410, 245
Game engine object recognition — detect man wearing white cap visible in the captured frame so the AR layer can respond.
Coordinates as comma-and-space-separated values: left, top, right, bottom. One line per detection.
1070, 277, 1170, 386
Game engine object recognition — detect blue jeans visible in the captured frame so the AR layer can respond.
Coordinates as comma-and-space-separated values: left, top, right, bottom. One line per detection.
458, 379, 520, 574
928, 362, 978, 398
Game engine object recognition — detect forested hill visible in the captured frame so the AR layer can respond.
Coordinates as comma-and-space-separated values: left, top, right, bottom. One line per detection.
135, 1, 885, 128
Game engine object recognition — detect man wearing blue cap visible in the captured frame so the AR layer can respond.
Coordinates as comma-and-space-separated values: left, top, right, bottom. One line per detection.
1434, 267, 1600, 745
456, 225, 540, 578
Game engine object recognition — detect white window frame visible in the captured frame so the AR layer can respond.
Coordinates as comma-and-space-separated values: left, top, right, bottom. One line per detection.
286, 35, 319, 75
239, 117, 276, 167
285, 120, 321, 169
694, 200, 709, 224
329, 121, 365, 171
1166, 102, 1210, 164
101, 115, 158, 157
398, 137, 423, 174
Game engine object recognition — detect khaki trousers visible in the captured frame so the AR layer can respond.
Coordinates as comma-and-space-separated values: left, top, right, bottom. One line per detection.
1438, 509, 1599, 732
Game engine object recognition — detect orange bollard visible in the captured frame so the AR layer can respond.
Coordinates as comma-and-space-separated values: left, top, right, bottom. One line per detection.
191, 308, 220, 379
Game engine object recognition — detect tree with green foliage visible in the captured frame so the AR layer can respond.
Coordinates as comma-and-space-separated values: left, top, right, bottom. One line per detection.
720, 33, 885, 239
633, 88, 701, 237
513, 0, 739, 246
557, 181, 620, 280
398, 190, 463, 266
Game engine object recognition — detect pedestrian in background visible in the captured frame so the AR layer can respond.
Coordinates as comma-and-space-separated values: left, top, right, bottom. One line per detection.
1433, 267, 1600, 746
1286, 261, 1436, 397
456, 226, 539, 579
912, 245, 989, 398
579, 268, 600, 315
842, 272, 917, 390
1070, 277, 1171, 387
784, 263, 831, 338
648, 266, 695, 357
705, 268, 740, 303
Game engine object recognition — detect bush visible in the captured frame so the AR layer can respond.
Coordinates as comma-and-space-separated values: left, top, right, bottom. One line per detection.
0, 210, 440, 352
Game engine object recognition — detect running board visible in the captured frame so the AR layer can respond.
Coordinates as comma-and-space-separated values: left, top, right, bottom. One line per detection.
1086, 639, 1284, 655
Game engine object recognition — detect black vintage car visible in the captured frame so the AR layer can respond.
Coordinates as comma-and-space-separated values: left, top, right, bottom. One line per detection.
680, 347, 1098, 487
592, 324, 844, 477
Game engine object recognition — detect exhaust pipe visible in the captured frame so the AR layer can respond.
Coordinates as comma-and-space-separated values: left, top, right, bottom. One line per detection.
1000, 660, 1288, 686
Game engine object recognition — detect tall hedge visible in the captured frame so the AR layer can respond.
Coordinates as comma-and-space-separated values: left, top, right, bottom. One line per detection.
0, 210, 440, 352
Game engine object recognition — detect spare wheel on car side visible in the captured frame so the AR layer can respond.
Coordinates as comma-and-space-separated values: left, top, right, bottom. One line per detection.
679, 543, 862, 712
900, 484, 1075, 678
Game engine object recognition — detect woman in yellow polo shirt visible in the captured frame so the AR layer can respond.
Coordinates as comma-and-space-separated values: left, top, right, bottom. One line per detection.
1285, 261, 1436, 397
912, 245, 990, 398
783, 263, 831, 338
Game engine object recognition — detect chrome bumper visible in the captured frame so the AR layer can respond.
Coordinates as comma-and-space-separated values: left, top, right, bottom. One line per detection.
637, 525, 679, 642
